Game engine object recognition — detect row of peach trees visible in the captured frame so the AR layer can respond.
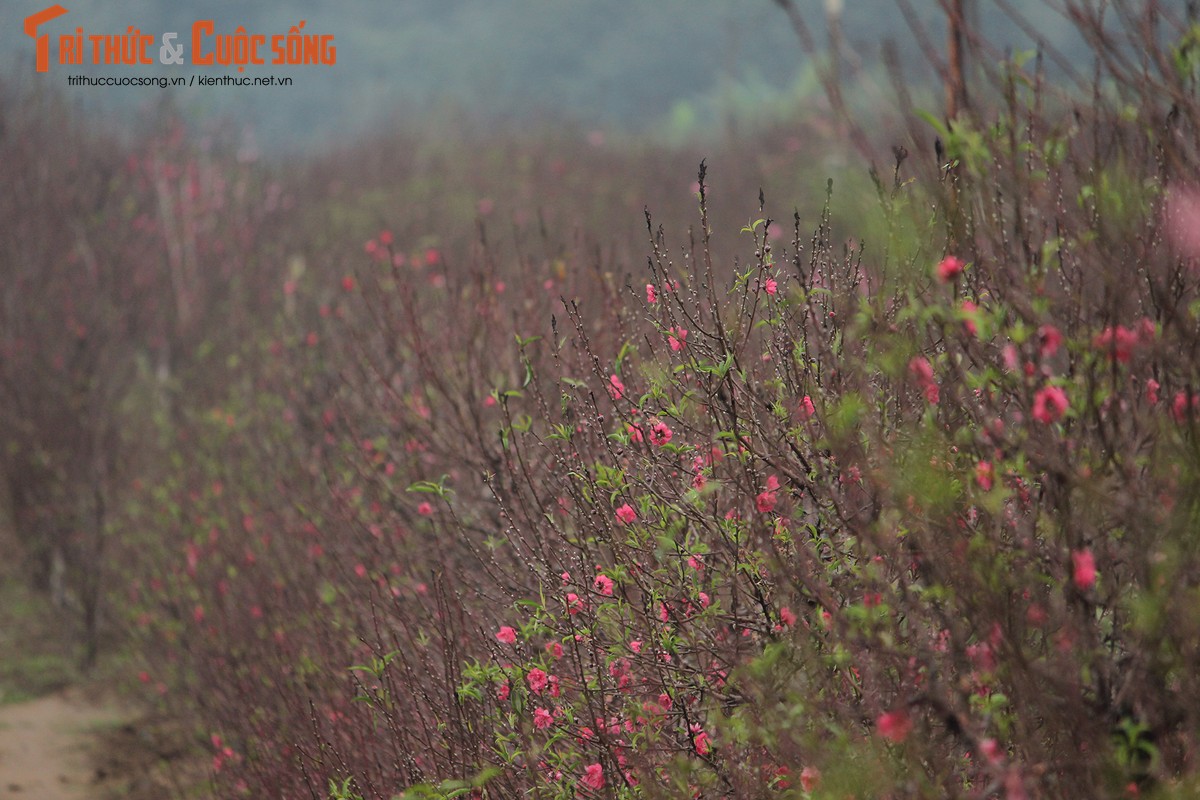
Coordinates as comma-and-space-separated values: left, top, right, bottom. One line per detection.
116, 6, 1200, 799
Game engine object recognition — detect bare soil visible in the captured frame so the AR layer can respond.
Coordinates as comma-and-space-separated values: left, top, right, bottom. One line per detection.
0, 688, 123, 799
0, 688, 195, 800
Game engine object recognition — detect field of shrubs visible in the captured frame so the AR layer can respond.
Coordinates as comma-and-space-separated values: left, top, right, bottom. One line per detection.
3, 3, 1200, 798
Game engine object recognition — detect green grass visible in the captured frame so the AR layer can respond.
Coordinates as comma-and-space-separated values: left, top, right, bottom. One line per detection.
0, 569, 80, 704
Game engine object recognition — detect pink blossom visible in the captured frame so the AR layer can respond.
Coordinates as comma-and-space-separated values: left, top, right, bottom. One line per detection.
909, 357, 939, 405
1072, 549, 1096, 590
496, 626, 517, 644
690, 723, 711, 754
779, 607, 797, 627
629, 640, 642, 653
936, 255, 965, 282
1172, 391, 1199, 423
909, 356, 934, 383
615, 504, 637, 524
967, 641, 996, 672
627, 423, 643, 443
566, 592, 583, 614
800, 766, 821, 792
649, 422, 673, 446
798, 395, 816, 419
533, 707, 554, 729
593, 574, 614, 596
756, 491, 777, 513
877, 709, 913, 743
975, 460, 994, 491
764, 277, 778, 295
581, 763, 605, 791
668, 327, 688, 351
1038, 325, 1063, 358
1032, 385, 1069, 424
417, 501, 433, 516
546, 641, 564, 658
1145, 378, 1160, 405
980, 738, 1004, 765
527, 668, 549, 694
1094, 325, 1138, 363
608, 374, 625, 400
961, 300, 980, 337
646, 284, 658, 304
1002, 343, 1020, 371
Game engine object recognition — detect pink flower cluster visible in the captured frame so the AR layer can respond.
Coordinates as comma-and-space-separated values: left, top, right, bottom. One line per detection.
909, 356, 939, 404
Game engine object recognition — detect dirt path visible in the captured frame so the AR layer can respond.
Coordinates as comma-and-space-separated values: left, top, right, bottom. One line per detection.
0, 689, 124, 800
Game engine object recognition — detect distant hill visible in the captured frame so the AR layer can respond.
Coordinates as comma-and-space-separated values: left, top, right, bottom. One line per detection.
0, 1, 1091, 151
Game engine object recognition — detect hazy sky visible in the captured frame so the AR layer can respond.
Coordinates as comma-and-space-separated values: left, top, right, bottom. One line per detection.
1, 1, 1085, 151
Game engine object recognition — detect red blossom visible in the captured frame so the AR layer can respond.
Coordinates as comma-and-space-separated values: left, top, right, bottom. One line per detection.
1145, 378, 1160, 405
527, 668, 549, 694
580, 763, 604, 791
798, 395, 816, 419
1094, 324, 1139, 363
649, 421, 673, 446
566, 592, 583, 614
1032, 385, 1069, 424
1172, 391, 1199, 423
975, 460, 994, 491
496, 626, 517, 644
877, 709, 913, 743
1038, 325, 1063, 358
909, 357, 939, 404
1072, 549, 1096, 590
961, 299, 980, 337
936, 255, 965, 282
